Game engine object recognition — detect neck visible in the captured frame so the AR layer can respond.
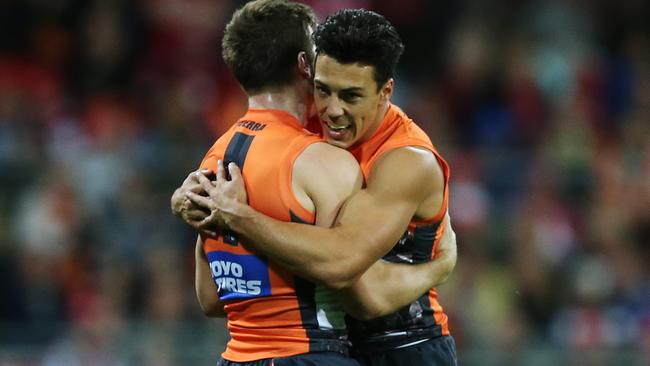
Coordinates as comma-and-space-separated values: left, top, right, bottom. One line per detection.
377, 102, 390, 124
248, 84, 310, 125
361, 101, 391, 142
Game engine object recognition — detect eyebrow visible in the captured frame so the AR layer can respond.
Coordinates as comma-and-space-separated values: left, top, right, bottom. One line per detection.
314, 80, 364, 93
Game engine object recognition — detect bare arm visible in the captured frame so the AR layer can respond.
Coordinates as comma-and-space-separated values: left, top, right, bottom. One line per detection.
187, 147, 445, 289
340, 213, 457, 320
194, 235, 225, 317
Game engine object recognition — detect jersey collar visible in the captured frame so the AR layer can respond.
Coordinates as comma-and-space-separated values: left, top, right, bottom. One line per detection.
243, 108, 305, 130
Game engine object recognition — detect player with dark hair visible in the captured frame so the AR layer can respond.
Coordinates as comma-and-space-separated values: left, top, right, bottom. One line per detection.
184, 8, 458, 366
312, 8, 404, 96
175, 2, 457, 365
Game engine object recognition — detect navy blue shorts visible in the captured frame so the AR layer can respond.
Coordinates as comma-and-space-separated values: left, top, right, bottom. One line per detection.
217, 352, 361, 366
353, 336, 457, 366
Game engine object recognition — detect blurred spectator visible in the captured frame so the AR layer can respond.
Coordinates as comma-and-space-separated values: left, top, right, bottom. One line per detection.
0, 0, 649, 364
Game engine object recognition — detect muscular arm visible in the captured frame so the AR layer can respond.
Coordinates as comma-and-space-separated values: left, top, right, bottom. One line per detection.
340, 213, 457, 320
194, 235, 225, 317
189, 147, 446, 290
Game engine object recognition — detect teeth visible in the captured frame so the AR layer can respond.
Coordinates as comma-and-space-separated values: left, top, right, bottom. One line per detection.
327, 123, 348, 131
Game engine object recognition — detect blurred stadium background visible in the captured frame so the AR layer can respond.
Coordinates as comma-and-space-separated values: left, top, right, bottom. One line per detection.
1, 0, 649, 365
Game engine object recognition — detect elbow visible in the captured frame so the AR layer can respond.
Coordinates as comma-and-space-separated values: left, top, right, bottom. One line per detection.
317, 260, 365, 290
348, 306, 386, 321
297, 251, 370, 289
319, 271, 356, 290
342, 296, 392, 321
200, 303, 225, 318
327, 279, 354, 291
198, 298, 225, 318
312, 236, 376, 290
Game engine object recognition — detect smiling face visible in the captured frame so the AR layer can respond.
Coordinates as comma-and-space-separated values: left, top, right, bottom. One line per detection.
313, 54, 393, 149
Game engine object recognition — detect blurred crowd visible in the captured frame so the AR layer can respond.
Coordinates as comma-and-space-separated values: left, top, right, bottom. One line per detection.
0, 0, 649, 365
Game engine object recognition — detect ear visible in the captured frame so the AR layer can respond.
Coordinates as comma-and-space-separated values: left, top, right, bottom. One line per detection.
379, 78, 394, 103
297, 51, 312, 80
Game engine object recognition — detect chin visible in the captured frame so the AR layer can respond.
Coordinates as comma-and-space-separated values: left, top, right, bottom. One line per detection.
325, 138, 351, 149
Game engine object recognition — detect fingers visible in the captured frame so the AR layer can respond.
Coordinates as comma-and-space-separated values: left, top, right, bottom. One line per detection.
186, 169, 211, 183
443, 213, 456, 243
201, 169, 216, 180
184, 171, 198, 184
195, 171, 214, 192
197, 213, 224, 233
193, 213, 219, 237
185, 191, 212, 208
216, 160, 226, 182
185, 208, 210, 221
228, 163, 243, 184
438, 227, 453, 251
197, 214, 215, 229
190, 184, 206, 194
183, 172, 208, 194
436, 213, 457, 256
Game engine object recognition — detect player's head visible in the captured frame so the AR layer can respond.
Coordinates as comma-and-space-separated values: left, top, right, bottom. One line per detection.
222, 0, 317, 95
312, 9, 404, 148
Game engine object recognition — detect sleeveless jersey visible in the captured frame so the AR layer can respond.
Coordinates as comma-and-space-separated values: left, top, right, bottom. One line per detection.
346, 104, 452, 351
199, 109, 349, 362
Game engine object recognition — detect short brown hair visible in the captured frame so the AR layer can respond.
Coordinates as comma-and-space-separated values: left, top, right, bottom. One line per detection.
222, 0, 317, 94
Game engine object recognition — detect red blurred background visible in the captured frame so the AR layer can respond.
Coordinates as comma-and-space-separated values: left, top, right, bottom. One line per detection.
0, 0, 648, 364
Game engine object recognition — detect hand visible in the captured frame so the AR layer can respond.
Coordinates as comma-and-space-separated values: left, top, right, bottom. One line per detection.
435, 213, 456, 260
171, 169, 219, 237
429, 213, 457, 285
185, 160, 248, 233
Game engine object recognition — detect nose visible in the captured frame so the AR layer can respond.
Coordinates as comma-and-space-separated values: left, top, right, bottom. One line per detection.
325, 96, 344, 120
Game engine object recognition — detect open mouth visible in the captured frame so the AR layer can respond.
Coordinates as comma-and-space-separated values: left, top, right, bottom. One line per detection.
323, 121, 353, 141
321, 117, 354, 143
326, 122, 351, 131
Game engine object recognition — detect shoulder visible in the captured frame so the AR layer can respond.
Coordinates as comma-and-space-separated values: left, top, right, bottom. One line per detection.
199, 140, 223, 170
295, 142, 361, 182
294, 142, 362, 197
297, 142, 360, 175
368, 146, 443, 200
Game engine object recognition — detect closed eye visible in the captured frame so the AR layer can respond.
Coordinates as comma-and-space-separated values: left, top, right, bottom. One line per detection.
340, 91, 361, 103
315, 84, 330, 96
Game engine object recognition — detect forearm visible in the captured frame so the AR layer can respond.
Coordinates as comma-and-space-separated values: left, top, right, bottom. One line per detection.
341, 247, 456, 320
339, 261, 433, 320
195, 236, 226, 317
227, 204, 379, 289
206, 163, 418, 288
